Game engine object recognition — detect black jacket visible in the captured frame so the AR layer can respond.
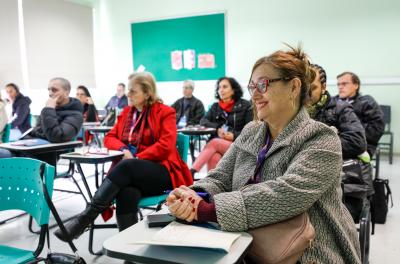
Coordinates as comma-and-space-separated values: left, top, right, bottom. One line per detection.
29, 97, 83, 143
11, 93, 32, 133
314, 92, 366, 159
200, 98, 252, 140
172, 96, 205, 126
335, 93, 385, 156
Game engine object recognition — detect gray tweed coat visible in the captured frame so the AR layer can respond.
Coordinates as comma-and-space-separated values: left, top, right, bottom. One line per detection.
192, 108, 361, 264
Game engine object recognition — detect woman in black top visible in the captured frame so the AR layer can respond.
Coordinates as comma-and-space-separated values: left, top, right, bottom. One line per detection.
191, 77, 252, 175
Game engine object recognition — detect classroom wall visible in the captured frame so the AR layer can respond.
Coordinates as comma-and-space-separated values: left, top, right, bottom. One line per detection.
0, 0, 24, 87
23, 0, 95, 90
90, 0, 400, 153
0, 0, 95, 116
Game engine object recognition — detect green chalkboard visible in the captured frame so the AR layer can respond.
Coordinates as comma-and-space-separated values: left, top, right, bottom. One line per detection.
131, 13, 225, 82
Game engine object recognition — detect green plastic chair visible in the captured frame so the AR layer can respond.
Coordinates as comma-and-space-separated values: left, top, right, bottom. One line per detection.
177, 132, 189, 163
1, 123, 11, 143
88, 133, 190, 255
0, 158, 54, 264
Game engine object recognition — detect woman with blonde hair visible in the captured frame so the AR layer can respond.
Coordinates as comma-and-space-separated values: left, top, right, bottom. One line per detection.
55, 72, 193, 241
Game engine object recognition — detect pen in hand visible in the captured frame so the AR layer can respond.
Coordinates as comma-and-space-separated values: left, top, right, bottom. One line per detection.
164, 190, 209, 199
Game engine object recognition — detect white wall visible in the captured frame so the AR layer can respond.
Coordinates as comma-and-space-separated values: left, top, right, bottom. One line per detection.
91, 0, 400, 152
0, 0, 95, 115
23, 0, 95, 90
0, 0, 23, 88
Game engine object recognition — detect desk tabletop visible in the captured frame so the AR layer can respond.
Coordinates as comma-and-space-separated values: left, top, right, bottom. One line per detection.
60, 150, 123, 163
83, 121, 101, 127
85, 126, 113, 133
0, 140, 82, 153
178, 127, 216, 136
103, 209, 252, 264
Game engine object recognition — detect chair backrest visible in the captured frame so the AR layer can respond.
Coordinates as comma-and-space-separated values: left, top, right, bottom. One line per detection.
177, 133, 189, 163
379, 105, 391, 131
0, 158, 54, 226
1, 123, 11, 143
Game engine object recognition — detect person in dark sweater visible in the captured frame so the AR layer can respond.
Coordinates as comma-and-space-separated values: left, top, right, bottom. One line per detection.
28, 78, 83, 142
171, 80, 205, 127
105, 83, 128, 110
76, 85, 99, 122
0, 78, 83, 162
5, 83, 31, 141
308, 64, 367, 160
335, 72, 384, 157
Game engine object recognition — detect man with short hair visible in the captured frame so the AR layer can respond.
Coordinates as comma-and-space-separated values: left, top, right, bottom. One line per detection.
0, 77, 83, 162
171, 80, 205, 127
308, 65, 366, 160
28, 77, 83, 143
105, 83, 128, 110
335, 72, 384, 156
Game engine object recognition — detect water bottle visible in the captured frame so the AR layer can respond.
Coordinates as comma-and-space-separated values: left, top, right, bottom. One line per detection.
178, 115, 187, 128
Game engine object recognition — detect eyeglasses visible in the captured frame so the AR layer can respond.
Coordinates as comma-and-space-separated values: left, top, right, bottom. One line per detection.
247, 77, 292, 96
337, 82, 351, 87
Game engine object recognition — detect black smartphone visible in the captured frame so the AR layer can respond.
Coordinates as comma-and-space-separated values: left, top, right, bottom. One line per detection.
147, 213, 176, 228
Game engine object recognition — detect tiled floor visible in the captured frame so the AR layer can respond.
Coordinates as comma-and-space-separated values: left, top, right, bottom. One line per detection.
0, 155, 398, 263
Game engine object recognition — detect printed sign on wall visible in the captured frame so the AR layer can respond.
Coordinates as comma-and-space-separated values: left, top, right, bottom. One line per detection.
131, 13, 225, 81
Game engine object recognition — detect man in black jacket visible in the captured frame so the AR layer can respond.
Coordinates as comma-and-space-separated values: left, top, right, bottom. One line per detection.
308, 65, 367, 160
0, 78, 83, 163
335, 72, 384, 157
172, 80, 205, 127
28, 77, 83, 143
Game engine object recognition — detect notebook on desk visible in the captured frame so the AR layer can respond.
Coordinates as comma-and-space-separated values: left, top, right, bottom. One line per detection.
11, 138, 50, 147
129, 221, 241, 252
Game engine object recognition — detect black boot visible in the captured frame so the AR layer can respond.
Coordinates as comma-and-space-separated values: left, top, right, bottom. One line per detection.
116, 213, 138, 231
54, 178, 120, 242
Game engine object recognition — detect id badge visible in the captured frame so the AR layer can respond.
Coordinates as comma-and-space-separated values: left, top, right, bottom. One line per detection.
222, 124, 229, 133
128, 144, 137, 155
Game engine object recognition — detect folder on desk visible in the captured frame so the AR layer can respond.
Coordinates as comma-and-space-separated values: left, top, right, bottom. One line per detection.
129, 221, 241, 252
11, 138, 50, 147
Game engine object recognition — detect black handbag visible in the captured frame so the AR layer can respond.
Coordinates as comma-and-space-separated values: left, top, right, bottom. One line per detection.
45, 253, 86, 264
371, 178, 393, 224
39, 163, 87, 264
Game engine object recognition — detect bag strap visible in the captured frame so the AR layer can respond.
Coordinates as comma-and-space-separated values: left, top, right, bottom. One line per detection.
383, 179, 393, 208
40, 163, 79, 254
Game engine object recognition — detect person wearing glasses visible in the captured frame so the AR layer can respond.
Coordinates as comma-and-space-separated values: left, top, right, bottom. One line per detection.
335, 72, 384, 157
167, 46, 361, 263
308, 64, 367, 160
190, 77, 252, 177
54, 72, 193, 241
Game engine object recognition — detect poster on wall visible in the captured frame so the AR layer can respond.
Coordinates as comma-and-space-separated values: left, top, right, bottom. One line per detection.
131, 13, 225, 82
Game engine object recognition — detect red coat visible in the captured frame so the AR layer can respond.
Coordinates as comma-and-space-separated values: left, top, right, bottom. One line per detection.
104, 102, 193, 188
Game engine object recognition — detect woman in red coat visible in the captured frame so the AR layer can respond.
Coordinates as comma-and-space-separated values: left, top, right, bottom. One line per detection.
55, 72, 192, 241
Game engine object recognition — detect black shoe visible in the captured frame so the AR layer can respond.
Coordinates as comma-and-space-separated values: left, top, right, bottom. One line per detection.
116, 213, 138, 231
54, 178, 120, 242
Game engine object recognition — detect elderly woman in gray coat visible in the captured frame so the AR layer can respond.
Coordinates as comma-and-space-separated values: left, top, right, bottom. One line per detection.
167, 45, 361, 264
